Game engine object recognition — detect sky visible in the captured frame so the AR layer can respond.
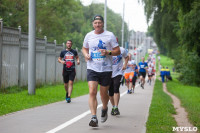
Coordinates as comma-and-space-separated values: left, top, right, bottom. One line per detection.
80, 0, 149, 32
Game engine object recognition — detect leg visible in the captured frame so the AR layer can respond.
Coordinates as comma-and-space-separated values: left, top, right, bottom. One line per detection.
100, 85, 109, 110
88, 81, 98, 116
114, 93, 120, 107
67, 80, 73, 97
113, 75, 122, 107
64, 83, 68, 95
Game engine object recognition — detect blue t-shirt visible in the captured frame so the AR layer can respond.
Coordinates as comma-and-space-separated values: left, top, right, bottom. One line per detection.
138, 62, 148, 72
134, 65, 138, 76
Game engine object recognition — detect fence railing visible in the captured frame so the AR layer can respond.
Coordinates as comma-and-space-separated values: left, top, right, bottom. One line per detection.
0, 20, 87, 89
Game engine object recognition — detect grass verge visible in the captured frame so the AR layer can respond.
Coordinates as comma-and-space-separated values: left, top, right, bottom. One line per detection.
0, 81, 89, 116
146, 79, 177, 133
167, 78, 200, 131
159, 54, 200, 131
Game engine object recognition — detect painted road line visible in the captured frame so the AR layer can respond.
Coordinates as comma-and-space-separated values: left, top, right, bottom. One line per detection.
46, 84, 139, 133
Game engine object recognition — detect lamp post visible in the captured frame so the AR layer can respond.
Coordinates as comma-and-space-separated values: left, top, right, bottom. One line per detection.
104, 0, 107, 31
28, 0, 36, 95
121, 0, 125, 48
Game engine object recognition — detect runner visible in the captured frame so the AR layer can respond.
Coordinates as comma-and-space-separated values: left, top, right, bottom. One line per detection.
82, 14, 120, 127
58, 40, 80, 103
132, 61, 138, 93
124, 54, 135, 94
147, 64, 153, 85
151, 66, 156, 81
109, 47, 129, 116
138, 57, 148, 89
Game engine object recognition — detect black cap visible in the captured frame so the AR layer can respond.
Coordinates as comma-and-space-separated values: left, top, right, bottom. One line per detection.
93, 14, 104, 22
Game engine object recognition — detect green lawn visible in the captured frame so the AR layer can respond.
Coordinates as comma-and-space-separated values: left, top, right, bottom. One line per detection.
156, 54, 200, 131
167, 78, 200, 131
0, 81, 89, 116
146, 79, 177, 133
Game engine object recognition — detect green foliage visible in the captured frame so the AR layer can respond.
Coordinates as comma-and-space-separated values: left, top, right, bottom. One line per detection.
0, 0, 128, 49
178, 51, 200, 86
142, 0, 200, 86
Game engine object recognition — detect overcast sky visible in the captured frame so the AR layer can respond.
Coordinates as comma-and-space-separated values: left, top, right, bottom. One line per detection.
80, 0, 149, 32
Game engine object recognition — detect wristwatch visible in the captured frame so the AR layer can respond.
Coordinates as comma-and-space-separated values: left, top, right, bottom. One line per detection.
108, 50, 112, 55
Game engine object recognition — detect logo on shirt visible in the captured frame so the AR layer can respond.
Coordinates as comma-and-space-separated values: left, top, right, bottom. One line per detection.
112, 55, 122, 65
64, 52, 74, 68
98, 39, 106, 49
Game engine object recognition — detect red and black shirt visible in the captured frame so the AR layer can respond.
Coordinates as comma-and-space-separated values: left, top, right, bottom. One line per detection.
60, 49, 78, 71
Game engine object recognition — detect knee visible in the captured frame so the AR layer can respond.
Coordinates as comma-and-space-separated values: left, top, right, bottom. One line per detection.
114, 88, 119, 93
89, 89, 97, 97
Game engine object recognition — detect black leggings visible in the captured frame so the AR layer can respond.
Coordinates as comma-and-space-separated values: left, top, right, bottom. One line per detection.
132, 76, 137, 86
109, 75, 122, 96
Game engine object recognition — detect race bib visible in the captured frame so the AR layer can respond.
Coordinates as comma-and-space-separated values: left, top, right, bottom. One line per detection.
140, 65, 144, 68
91, 51, 105, 62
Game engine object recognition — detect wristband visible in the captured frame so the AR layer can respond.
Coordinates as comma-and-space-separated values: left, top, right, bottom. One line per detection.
108, 50, 112, 55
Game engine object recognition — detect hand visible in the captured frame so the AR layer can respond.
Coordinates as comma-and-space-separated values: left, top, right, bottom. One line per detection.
84, 54, 91, 62
122, 65, 127, 70
77, 60, 80, 65
61, 61, 65, 64
99, 49, 107, 56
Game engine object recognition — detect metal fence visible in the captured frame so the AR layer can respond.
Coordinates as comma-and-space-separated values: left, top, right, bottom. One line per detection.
0, 20, 87, 89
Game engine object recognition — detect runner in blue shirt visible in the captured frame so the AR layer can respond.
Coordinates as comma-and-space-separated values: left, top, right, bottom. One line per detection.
138, 57, 148, 89
132, 61, 138, 93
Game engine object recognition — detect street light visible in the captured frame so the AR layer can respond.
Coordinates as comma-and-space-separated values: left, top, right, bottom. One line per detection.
104, 0, 107, 31
121, 0, 125, 48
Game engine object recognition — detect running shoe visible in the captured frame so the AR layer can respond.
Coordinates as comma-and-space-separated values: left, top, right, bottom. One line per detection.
111, 107, 115, 115
101, 108, 108, 123
89, 117, 98, 127
66, 98, 71, 103
141, 84, 144, 89
127, 90, 131, 94
129, 89, 132, 93
127, 90, 130, 94
114, 108, 120, 115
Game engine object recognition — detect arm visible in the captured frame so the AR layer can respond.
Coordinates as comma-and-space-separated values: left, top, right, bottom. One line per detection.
58, 57, 65, 64
76, 55, 80, 65
81, 47, 90, 62
99, 46, 121, 56
122, 56, 129, 70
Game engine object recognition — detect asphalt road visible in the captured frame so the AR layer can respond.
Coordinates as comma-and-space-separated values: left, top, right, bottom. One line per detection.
0, 80, 154, 133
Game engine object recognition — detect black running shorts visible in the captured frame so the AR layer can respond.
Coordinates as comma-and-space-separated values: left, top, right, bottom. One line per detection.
139, 72, 146, 78
109, 75, 122, 96
87, 69, 112, 86
62, 69, 76, 83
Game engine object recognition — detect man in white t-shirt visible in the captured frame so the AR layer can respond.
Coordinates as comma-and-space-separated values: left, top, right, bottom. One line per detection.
82, 15, 120, 127
109, 47, 129, 116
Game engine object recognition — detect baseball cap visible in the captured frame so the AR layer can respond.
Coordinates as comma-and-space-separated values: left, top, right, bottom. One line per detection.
93, 14, 104, 22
